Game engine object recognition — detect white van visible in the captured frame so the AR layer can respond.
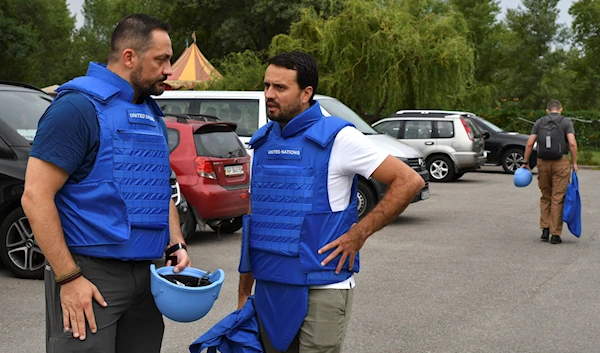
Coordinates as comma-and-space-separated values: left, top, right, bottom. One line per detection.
154, 91, 429, 218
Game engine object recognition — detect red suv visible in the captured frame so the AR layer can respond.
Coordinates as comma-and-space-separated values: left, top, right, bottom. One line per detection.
165, 115, 250, 238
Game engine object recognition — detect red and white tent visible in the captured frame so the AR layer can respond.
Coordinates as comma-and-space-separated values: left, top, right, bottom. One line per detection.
165, 32, 221, 89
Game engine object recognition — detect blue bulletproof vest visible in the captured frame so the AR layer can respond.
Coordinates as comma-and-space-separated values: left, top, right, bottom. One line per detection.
189, 296, 263, 353
240, 102, 359, 285
53, 63, 171, 260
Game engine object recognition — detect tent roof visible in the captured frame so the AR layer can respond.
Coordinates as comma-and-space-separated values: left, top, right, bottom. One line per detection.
165, 36, 221, 89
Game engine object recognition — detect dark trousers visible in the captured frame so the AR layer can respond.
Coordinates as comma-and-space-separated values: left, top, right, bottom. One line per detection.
45, 254, 164, 353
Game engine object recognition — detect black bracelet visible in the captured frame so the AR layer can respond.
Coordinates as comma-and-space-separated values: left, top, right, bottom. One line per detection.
58, 271, 83, 286
165, 243, 187, 257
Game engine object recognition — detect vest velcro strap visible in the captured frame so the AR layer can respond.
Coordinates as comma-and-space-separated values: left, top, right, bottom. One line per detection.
254, 174, 315, 185
252, 214, 304, 226
253, 201, 312, 213
251, 188, 313, 199
250, 240, 299, 256
251, 227, 300, 240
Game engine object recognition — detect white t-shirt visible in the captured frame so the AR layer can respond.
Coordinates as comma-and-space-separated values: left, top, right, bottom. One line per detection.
248, 126, 388, 289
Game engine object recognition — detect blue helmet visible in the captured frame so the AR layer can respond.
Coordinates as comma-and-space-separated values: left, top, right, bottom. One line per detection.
150, 264, 225, 322
514, 168, 532, 187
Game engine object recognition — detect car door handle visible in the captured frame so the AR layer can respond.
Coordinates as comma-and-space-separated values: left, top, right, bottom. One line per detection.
424, 141, 434, 145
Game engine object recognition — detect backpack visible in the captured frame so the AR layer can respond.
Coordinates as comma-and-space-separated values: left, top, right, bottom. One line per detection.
536, 115, 566, 160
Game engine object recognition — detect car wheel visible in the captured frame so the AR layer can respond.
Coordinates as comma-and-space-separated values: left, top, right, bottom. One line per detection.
357, 180, 376, 219
427, 155, 455, 182
210, 217, 243, 234
0, 207, 45, 279
181, 210, 197, 240
502, 148, 525, 174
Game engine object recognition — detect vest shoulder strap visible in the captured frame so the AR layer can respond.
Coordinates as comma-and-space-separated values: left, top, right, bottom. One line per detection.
147, 98, 165, 117
57, 77, 120, 104
249, 121, 275, 149
305, 116, 354, 148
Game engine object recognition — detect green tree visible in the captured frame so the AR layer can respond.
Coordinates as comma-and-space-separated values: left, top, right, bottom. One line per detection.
500, 0, 566, 109
68, 0, 341, 78
0, 0, 75, 87
266, 0, 475, 120
568, 0, 600, 109
450, 0, 508, 108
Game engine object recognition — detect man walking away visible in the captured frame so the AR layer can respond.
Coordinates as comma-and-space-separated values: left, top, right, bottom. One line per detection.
523, 100, 578, 244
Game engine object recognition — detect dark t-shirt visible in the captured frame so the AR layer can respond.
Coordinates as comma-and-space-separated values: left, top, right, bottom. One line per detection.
31, 93, 168, 183
531, 113, 575, 155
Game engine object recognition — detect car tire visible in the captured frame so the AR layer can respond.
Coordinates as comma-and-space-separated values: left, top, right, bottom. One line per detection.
210, 216, 243, 234
451, 172, 465, 181
357, 180, 376, 219
0, 207, 45, 279
501, 148, 525, 174
181, 210, 197, 240
427, 155, 455, 182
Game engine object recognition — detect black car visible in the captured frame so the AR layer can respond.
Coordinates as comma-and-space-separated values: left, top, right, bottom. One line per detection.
467, 116, 537, 173
0, 82, 189, 279
0, 82, 52, 279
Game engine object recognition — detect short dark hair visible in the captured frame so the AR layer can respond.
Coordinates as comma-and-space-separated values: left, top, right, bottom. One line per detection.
268, 51, 318, 102
547, 100, 562, 111
108, 14, 171, 63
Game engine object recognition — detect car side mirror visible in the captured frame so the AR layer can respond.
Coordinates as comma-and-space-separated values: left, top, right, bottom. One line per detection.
482, 131, 491, 139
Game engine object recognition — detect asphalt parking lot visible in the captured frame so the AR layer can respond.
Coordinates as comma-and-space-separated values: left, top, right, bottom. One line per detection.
1, 166, 599, 353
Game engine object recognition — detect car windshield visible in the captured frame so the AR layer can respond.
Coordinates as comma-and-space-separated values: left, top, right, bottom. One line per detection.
317, 98, 378, 135
194, 125, 247, 158
474, 116, 504, 133
0, 90, 52, 142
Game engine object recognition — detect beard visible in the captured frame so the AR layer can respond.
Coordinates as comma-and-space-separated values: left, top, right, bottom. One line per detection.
266, 97, 303, 125
131, 65, 168, 99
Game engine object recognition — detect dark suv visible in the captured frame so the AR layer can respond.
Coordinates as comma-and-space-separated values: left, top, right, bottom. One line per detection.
0, 82, 52, 279
467, 115, 537, 173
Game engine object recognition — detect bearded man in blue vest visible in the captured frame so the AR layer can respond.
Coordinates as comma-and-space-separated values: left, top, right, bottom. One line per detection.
22, 14, 190, 353
237, 51, 425, 353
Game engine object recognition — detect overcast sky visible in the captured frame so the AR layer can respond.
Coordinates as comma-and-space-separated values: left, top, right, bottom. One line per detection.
66, 0, 575, 29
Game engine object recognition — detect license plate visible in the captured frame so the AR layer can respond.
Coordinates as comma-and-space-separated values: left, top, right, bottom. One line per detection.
421, 191, 429, 200
224, 165, 244, 176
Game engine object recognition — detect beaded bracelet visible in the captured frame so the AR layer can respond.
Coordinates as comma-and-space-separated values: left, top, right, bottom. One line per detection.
54, 266, 81, 284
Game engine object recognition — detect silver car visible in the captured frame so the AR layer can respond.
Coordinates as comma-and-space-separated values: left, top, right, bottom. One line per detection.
372, 110, 486, 182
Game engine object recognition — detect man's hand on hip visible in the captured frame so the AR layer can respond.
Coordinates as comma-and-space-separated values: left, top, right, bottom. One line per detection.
60, 276, 107, 340
318, 224, 366, 274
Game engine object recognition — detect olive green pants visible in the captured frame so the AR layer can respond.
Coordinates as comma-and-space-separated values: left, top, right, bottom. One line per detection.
260, 288, 354, 353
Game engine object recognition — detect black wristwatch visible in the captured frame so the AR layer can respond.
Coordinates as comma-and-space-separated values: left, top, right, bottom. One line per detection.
165, 243, 187, 265
522, 162, 529, 165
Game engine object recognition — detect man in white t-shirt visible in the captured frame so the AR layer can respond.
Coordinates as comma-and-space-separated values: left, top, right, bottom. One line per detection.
237, 51, 424, 353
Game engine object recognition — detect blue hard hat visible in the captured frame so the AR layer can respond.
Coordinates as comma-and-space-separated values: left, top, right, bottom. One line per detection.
150, 264, 225, 322
514, 168, 532, 187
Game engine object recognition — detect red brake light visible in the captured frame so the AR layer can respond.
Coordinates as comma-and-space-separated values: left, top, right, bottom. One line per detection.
194, 157, 217, 179
460, 117, 474, 141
